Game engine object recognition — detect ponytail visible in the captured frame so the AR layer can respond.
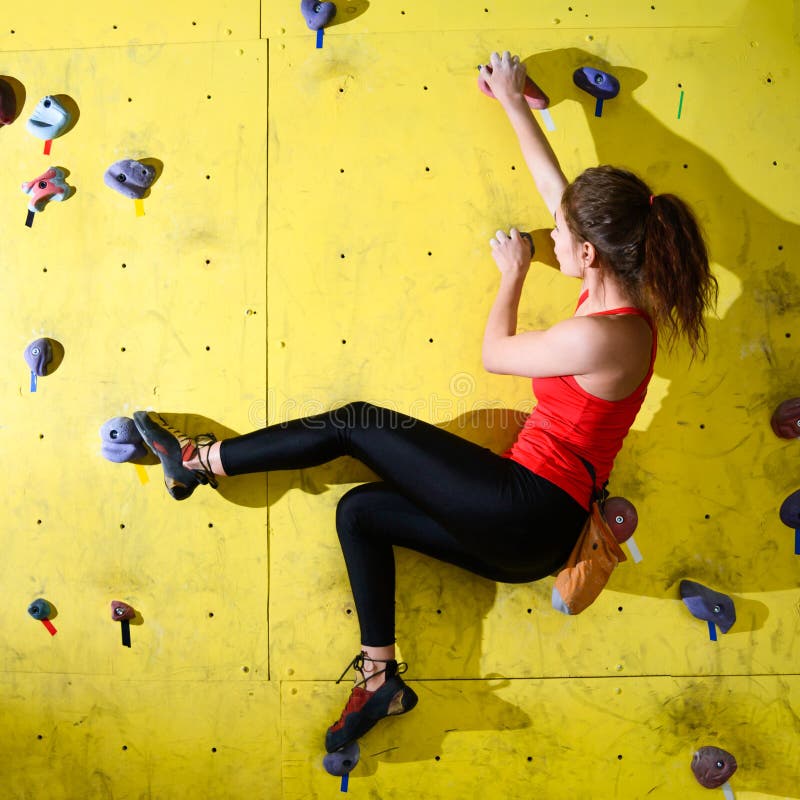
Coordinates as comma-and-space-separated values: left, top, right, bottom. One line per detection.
644, 194, 718, 357
561, 166, 718, 358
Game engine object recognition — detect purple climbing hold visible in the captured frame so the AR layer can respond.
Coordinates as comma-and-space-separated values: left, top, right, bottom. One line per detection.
573, 66, 620, 101
779, 488, 800, 528
104, 159, 156, 200
323, 740, 360, 777
691, 746, 737, 789
0, 77, 17, 126
301, 0, 336, 30
770, 397, 800, 439
680, 580, 736, 633
100, 416, 147, 463
24, 338, 53, 377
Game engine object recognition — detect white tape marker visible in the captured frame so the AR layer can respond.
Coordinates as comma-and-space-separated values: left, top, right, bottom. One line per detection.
625, 535, 643, 563
721, 781, 735, 800
539, 108, 556, 131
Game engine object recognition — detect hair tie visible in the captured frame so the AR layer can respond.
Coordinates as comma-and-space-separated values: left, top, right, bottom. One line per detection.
649, 194, 656, 206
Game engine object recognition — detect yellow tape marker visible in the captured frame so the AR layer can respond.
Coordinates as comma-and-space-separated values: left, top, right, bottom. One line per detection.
134, 199, 145, 217
134, 464, 149, 484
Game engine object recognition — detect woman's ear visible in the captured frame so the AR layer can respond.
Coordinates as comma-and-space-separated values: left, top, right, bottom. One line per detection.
581, 240, 597, 269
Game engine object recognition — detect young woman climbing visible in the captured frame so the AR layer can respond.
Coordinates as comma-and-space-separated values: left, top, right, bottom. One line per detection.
131, 50, 717, 754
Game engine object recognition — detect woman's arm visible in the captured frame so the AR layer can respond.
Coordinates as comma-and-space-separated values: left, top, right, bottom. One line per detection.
483, 229, 608, 378
480, 52, 568, 215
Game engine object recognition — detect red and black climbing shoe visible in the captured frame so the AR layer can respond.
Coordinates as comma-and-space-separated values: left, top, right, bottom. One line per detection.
325, 652, 418, 753
133, 411, 218, 501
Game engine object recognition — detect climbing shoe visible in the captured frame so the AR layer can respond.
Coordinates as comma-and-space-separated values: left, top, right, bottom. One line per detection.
325, 652, 418, 753
133, 411, 218, 501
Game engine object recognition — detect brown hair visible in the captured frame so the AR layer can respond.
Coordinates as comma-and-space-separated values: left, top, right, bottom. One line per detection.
561, 165, 718, 357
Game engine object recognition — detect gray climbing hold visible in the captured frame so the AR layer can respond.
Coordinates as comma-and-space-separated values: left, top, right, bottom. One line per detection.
100, 416, 147, 463
104, 159, 156, 200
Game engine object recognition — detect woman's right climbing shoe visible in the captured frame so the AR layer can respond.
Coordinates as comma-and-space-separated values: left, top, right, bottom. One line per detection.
132, 411, 218, 501
325, 653, 418, 753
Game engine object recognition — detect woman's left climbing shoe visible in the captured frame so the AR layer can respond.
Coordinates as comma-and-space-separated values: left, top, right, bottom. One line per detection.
133, 411, 218, 501
325, 652, 418, 753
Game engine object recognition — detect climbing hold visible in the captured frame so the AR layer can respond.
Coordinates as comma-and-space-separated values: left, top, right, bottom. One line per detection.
691, 746, 738, 789
602, 497, 638, 543
770, 397, 800, 438
111, 601, 135, 648
24, 338, 53, 377
104, 159, 156, 200
28, 598, 57, 635
573, 66, 619, 116
323, 740, 360, 777
680, 580, 736, 633
301, 0, 336, 30
110, 601, 136, 621
0, 77, 17, 125
477, 65, 550, 109
519, 231, 535, 257
779, 488, 800, 528
21, 167, 74, 214
28, 598, 52, 620
26, 95, 71, 141
100, 417, 147, 463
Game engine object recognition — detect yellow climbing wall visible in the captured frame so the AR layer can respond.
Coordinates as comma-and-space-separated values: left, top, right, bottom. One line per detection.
0, 1, 798, 798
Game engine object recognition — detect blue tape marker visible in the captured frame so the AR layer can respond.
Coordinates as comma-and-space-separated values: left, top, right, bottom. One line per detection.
25, 210, 35, 228
340, 773, 349, 792
316, 28, 324, 48
594, 97, 603, 117
708, 620, 717, 641
795, 528, 800, 555
30, 371, 37, 392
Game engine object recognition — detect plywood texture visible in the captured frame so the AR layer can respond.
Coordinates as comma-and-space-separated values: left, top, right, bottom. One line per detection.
0, 0, 798, 797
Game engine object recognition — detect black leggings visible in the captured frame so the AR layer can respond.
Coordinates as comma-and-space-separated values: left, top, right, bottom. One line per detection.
220, 402, 587, 646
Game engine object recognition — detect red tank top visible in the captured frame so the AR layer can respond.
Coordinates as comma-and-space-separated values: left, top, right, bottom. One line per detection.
505, 290, 657, 510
